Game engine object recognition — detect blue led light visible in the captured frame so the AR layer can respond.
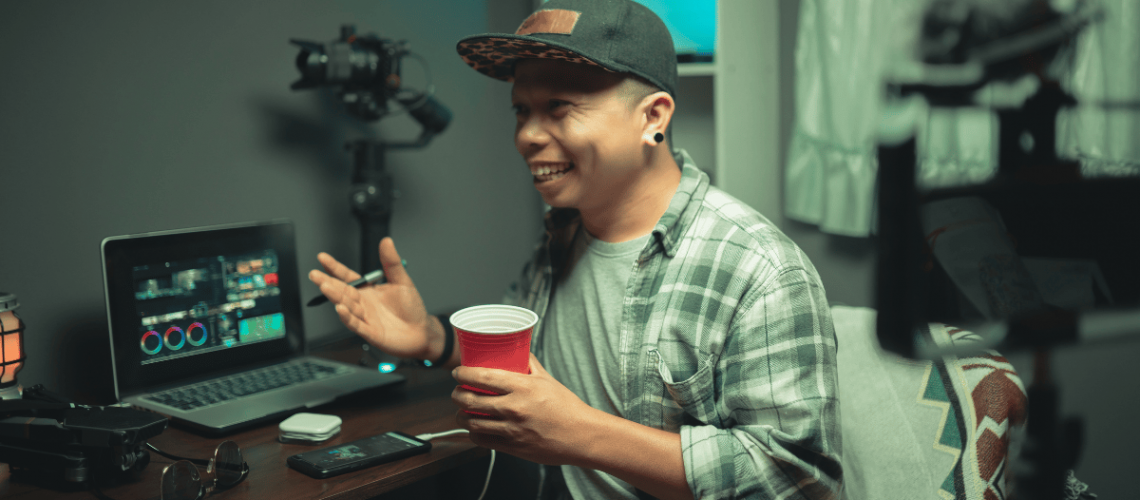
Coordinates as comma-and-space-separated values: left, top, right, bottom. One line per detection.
422, 360, 434, 368
378, 362, 396, 373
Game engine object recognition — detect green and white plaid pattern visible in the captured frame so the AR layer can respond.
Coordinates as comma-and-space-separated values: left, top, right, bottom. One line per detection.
504, 151, 843, 499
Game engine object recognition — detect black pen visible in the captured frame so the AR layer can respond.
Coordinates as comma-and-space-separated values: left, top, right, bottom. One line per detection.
307, 259, 406, 307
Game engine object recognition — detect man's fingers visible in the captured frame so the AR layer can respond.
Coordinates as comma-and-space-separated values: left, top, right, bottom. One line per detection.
452, 366, 516, 395
378, 238, 413, 286
318, 275, 358, 306
308, 269, 329, 286
317, 252, 362, 282
335, 304, 367, 334
526, 352, 546, 377
452, 386, 506, 419
344, 292, 370, 319
459, 416, 512, 445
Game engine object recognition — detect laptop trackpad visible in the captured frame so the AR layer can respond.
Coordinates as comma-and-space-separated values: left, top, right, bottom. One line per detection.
301, 383, 337, 407
218, 383, 340, 424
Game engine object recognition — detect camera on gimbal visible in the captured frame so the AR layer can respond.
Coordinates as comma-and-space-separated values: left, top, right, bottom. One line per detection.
287, 25, 452, 276
290, 24, 451, 135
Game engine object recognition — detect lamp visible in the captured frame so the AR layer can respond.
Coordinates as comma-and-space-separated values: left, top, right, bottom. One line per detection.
0, 293, 25, 400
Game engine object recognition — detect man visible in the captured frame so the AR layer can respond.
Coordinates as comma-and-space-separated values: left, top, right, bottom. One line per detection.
309, 0, 841, 498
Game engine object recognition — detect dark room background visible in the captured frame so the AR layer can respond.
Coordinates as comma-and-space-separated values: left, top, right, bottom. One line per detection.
1, 1, 1134, 498
0, 0, 544, 402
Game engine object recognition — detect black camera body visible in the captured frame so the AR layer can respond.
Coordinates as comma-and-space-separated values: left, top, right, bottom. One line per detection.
291, 25, 443, 125
0, 392, 167, 484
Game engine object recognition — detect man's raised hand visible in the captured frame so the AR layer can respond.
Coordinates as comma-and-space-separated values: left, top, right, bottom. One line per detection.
308, 237, 438, 360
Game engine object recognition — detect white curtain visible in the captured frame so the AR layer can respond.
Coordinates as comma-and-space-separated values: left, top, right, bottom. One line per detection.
783, 0, 914, 237
784, 0, 1139, 237
1057, 0, 1140, 177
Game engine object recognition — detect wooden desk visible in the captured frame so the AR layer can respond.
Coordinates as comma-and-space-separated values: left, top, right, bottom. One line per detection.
2, 338, 491, 500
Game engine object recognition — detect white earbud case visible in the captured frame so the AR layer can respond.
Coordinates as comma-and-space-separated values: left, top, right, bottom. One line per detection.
279, 412, 342, 445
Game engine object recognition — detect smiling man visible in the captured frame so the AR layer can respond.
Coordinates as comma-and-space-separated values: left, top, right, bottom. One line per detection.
511, 58, 680, 243
309, 0, 841, 498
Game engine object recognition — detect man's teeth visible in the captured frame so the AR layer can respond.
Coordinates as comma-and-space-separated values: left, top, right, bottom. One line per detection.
531, 163, 572, 180
531, 164, 569, 175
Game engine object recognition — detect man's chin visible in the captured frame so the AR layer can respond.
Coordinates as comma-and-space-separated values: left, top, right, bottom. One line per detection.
537, 191, 576, 210
535, 181, 571, 207
539, 196, 569, 209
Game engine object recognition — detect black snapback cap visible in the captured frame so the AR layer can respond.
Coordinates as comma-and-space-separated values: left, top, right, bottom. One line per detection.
456, 0, 678, 96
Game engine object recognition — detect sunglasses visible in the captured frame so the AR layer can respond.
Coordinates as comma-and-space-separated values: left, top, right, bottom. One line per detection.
148, 441, 249, 500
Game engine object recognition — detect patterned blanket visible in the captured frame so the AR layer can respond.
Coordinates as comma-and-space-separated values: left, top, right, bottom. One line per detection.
834, 307, 1098, 498
832, 306, 1093, 499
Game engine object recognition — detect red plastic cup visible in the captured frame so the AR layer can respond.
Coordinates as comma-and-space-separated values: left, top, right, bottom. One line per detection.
450, 305, 538, 401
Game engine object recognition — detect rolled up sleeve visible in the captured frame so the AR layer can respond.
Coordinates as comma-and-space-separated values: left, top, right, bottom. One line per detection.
682, 267, 842, 499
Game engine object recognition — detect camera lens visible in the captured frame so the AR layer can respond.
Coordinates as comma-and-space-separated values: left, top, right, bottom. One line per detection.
289, 40, 328, 90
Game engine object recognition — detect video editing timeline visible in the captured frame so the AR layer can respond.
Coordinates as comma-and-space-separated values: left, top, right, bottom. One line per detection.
132, 250, 286, 365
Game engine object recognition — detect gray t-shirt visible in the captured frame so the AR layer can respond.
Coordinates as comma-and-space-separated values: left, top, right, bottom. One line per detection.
541, 229, 652, 500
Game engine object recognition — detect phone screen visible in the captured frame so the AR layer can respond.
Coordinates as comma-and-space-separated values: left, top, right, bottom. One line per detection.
298, 432, 424, 469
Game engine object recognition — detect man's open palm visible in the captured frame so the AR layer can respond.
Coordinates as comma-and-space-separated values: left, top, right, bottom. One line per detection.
308, 237, 434, 360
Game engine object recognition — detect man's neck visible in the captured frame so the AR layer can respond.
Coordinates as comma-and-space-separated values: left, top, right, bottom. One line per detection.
578, 151, 682, 243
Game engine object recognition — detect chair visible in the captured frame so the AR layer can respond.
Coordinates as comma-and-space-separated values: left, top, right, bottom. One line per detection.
832, 305, 1027, 499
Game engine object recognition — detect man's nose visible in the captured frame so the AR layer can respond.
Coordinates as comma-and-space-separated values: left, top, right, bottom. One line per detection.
516, 117, 550, 151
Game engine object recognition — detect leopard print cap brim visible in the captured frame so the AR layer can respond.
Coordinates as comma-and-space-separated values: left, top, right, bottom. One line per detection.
457, 36, 614, 82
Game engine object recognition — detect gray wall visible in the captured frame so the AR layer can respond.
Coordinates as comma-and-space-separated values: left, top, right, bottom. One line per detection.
0, 0, 540, 404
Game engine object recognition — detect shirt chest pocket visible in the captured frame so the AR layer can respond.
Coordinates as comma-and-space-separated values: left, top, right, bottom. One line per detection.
647, 348, 720, 431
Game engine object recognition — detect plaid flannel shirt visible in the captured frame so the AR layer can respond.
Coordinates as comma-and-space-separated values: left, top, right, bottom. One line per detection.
504, 151, 842, 499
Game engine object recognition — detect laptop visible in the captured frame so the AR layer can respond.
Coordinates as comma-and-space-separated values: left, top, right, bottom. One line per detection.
101, 219, 404, 435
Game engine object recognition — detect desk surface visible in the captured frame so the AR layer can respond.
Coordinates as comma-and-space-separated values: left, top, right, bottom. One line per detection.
1, 339, 488, 500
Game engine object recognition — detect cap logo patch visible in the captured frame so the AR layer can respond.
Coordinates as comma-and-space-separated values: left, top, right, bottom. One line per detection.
515, 9, 580, 36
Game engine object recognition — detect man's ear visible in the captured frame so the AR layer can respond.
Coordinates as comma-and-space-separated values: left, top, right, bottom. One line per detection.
640, 91, 674, 146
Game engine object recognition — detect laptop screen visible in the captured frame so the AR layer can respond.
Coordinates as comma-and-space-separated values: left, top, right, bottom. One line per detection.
132, 250, 286, 366
103, 220, 304, 398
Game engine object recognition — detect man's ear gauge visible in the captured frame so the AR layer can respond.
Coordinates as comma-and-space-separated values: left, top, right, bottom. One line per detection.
653, 132, 664, 144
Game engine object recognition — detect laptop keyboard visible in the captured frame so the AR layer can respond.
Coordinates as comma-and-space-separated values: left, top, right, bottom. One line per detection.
145, 360, 351, 411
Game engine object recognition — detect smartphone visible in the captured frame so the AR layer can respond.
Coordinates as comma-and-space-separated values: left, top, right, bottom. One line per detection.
287, 430, 431, 479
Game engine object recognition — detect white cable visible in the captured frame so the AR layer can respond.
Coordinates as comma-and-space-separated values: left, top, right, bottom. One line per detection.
414, 429, 495, 500
477, 450, 496, 500
414, 428, 469, 441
